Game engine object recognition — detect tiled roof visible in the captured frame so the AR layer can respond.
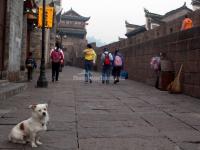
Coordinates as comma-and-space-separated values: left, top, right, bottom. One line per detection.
164, 2, 192, 17
62, 8, 90, 22
58, 28, 86, 35
144, 3, 192, 23
61, 16, 90, 22
125, 21, 142, 28
144, 8, 163, 19
125, 26, 147, 38
192, 0, 200, 5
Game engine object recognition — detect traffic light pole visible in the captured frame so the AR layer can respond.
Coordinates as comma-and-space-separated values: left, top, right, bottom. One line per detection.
37, 0, 48, 88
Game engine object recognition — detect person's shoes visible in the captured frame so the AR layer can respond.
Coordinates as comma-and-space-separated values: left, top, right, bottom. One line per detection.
106, 80, 109, 84
114, 80, 117, 84
116, 79, 119, 83
52, 78, 55, 82
89, 80, 92, 83
102, 80, 105, 84
85, 80, 88, 83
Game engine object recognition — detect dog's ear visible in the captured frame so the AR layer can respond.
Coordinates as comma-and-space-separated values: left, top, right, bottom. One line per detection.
29, 104, 37, 110
45, 103, 48, 108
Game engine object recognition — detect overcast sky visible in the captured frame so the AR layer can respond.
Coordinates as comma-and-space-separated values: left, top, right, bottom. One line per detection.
62, 0, 192, 44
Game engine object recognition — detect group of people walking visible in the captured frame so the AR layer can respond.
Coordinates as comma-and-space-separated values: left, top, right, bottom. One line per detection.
25, 42, 123, 84
83, 44, 124, 84
101, 48, 124, 84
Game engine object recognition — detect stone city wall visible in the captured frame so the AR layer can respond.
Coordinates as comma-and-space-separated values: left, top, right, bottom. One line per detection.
74, 10, 200, 98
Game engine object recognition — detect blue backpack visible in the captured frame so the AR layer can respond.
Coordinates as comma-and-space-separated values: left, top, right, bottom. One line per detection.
120, 70, 128, 79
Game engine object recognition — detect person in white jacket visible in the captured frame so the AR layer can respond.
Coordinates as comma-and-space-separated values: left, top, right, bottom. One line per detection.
101, 48, 113, 84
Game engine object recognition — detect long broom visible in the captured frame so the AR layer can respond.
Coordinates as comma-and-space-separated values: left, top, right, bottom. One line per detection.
167, 64, 183, 93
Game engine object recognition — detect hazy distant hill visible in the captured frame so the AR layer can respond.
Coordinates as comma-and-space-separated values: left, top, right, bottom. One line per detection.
87, 36, 106, 47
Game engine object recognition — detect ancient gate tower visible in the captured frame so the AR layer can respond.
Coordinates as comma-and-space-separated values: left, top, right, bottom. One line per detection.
57, 8, 90, 65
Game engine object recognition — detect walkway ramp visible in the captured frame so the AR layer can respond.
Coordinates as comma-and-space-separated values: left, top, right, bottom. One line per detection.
0, 67, 200, 150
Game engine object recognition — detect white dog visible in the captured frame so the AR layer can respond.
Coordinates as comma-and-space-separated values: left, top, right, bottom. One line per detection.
8, 103, 49, 147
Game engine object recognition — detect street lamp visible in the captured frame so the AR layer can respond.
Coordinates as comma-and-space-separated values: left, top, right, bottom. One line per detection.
37, 0, 48, 88
58, 32, 67, 47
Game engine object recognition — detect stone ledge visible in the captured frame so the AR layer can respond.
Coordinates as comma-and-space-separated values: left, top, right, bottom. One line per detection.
0, 82, 27, 101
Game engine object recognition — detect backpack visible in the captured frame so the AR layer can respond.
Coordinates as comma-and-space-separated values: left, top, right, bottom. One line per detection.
104, 53, 111, 65
120, 70, 128, 79
114, 55, 122, 66
52, 50, 61, 63
150, 56, 160, 70
26, 58, 34, 68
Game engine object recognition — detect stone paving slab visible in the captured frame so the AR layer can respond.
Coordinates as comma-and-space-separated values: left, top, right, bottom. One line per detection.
23, 131, 77, 150
77, 113, 142, 122
79, 137, 179, 150
138, 111, 193, 131
155, 104, 191, 113
0, 67, 200, 150
78, 120, 149, 128
171, 112, 200, 126
0, 109, 12, 118
78, 125, 163, 139
178, 142, 200, 150
0, 125, 24, 149
162, 129, 200, 143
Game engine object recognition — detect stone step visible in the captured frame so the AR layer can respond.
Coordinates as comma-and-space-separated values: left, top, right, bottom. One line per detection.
0, 80, 9, 87
0, 82, 27, 101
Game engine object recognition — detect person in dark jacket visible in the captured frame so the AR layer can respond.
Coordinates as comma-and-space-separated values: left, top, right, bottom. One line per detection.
25, 52, 37, 81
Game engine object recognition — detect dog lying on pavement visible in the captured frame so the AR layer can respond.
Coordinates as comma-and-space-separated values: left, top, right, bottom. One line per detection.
8, 104, 49, 147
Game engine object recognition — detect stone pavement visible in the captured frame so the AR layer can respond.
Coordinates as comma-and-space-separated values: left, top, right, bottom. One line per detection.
1, 67, 200, 150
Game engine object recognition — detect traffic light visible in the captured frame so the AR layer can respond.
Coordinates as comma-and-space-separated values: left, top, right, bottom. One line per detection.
38, 6, 54, 28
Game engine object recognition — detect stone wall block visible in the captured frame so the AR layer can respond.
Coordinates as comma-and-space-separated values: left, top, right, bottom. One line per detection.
189, 37, 200, 51
176, 40, 188, 52
168, 42, 177, 52
178, 29, 196, 41
183, 84, 194, 95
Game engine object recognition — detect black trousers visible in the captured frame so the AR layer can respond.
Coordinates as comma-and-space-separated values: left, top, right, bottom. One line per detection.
112, 66, 122, 78
27, 67, 33, 81
52, 62, 60, 81
155, 76, 159, 89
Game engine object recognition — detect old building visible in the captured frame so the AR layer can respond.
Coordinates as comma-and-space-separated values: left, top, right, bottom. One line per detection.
125, 2, 193, 38
192, 0, 200, 10
0, 0, 60, 81
57, 8, 90, 65
144, 2, 192, 30
29, 0, 62, 66
21, 0, 37, 71
0, 0, 24, 81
